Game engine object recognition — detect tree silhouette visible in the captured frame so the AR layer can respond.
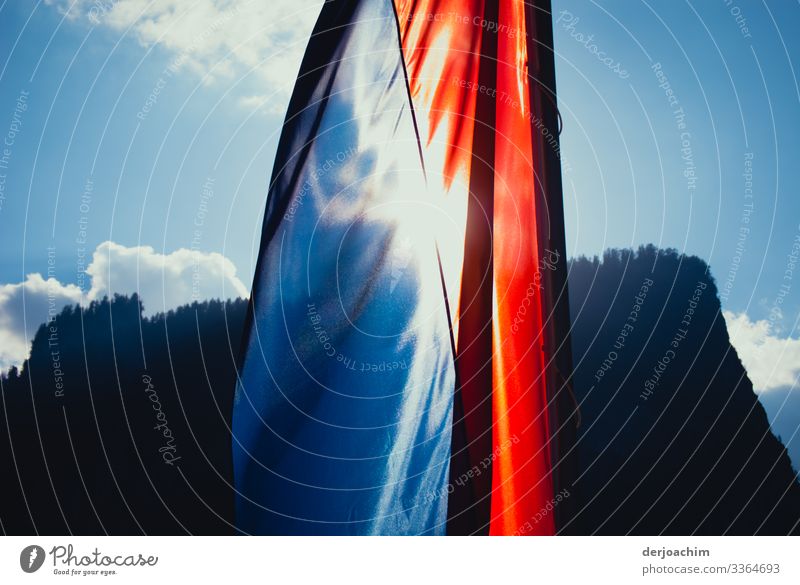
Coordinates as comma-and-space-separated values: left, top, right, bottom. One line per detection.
565, 246, 800, 534
0, 246, 797, 534
0, 295, 246, 534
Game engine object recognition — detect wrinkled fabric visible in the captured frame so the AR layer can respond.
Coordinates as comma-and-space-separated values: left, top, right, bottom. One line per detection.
232, 0, 456, 535
234, 0, 562, 536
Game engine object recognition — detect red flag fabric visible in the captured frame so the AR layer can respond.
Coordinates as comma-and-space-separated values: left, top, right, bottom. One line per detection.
234, 0, 569, 535
396, 0, 558, 535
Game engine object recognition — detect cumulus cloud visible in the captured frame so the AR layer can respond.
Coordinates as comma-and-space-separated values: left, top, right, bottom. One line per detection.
47, 0, 321, 105
0, 274, 84, 375
86, 240, 249, 312
0, 241, 248, 372
724, 310, 800, 393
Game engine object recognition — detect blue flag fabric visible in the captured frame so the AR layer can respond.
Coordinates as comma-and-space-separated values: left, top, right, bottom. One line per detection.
232, 0, 456, 535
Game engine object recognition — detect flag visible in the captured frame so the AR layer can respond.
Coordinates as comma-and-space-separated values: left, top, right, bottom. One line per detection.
232, 0, 575, 536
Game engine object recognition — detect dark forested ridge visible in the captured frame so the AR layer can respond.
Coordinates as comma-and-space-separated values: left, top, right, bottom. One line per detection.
1, 246, 798, 534
566, 246, 800, 535
0, 296, 247, 535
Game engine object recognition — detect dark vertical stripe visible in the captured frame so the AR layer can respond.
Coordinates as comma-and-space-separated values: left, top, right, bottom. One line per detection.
447, 0, 498, 536
390, 0, 460, 362
525, 0, 579, 533
234, 0, 359, 377
390, 0, 428, 182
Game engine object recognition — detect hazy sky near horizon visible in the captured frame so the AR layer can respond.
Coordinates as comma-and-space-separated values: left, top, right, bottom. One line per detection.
1, 0, 799, 426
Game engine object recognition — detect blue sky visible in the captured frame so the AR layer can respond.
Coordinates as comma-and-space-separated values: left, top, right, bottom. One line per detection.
556, 0, 800, 322
0, 1, 319, 290
1, 1, 799, 454
551, 0, 800, 461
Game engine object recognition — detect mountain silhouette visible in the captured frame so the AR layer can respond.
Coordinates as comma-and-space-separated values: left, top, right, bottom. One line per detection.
0, 295, 245, 534
565, 245, 800, 534
0, 246, 797, 534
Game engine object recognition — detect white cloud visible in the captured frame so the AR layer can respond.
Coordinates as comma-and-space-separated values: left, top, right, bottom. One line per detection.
0, 241, 248, 372
237, 93, 286, 116
0, 274, 84, 375
48, 0, 322, 107
86, 240, 249, 311
724, 310, 800, 393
